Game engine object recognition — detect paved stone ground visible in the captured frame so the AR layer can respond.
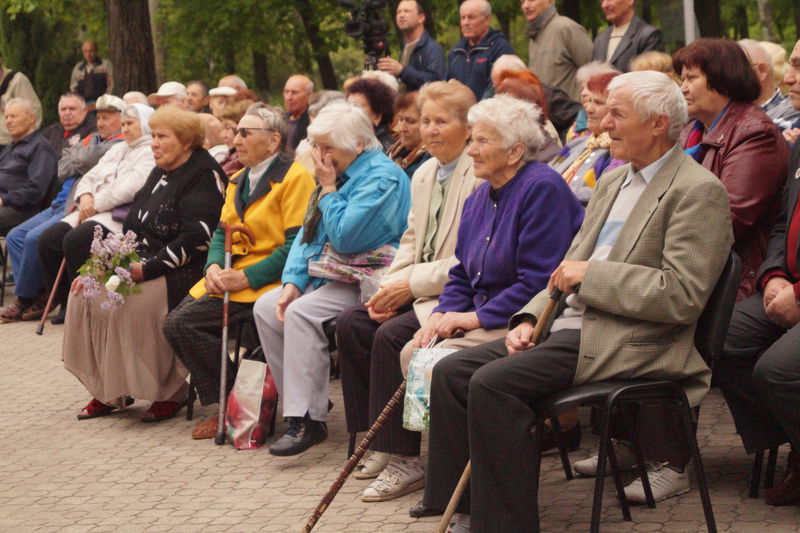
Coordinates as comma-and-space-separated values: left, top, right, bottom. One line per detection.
1, 317, 800, 532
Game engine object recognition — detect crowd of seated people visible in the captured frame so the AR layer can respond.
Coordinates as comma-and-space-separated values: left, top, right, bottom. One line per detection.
2, 27, 800, 533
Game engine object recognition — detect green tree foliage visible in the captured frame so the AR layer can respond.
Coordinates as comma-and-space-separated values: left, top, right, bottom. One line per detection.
1, 0, 799, 124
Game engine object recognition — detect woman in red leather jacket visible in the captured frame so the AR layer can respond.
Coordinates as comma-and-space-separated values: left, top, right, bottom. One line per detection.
675, 38, 789, 301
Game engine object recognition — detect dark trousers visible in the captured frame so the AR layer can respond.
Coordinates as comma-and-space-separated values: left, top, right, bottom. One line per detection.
336, 303, 421, 455
163, 294, 254, 406
38, 220, 107, 307
0, 204, 36, 234
716, 293, 800, 453
423, 330, 581, 533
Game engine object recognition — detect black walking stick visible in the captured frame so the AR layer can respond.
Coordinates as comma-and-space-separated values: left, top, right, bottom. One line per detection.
215, 222, 255, 445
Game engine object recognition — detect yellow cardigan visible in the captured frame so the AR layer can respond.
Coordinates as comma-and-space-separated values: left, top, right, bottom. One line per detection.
189, 158, 315, 303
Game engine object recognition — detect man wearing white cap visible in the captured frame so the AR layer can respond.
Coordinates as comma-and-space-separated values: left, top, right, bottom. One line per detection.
148, 81, 188, 109
208, 85, 238, 116
0, 94, 127, 323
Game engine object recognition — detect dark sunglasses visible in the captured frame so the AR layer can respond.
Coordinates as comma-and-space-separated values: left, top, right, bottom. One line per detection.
231, 127, 273, 138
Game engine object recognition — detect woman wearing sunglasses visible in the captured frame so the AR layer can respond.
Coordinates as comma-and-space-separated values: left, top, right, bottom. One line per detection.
163, 103, 316, 439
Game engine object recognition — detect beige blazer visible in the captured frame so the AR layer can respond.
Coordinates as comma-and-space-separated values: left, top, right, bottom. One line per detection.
381, 148, 482, 324
513, 148, 734, 406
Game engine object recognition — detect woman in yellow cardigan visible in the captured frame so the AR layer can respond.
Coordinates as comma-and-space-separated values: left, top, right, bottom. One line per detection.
163, 103, 315, 439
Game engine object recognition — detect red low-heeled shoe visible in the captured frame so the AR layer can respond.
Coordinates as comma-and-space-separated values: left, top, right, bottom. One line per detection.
77, 397, 134, 420
140, 400, 185, 423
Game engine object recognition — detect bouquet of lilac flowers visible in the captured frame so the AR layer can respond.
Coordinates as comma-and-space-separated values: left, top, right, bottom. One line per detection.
77, 225, 141, 310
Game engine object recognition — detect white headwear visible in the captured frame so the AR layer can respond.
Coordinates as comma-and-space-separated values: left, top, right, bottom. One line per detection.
122, 103, 155, 135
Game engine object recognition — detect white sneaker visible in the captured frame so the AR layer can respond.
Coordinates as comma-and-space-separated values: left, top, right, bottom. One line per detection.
361, 455, 425, 502
447, 513, 471, 533
623, 461, 690, 503
573, 440, 638, 477
353, 451, 391, 480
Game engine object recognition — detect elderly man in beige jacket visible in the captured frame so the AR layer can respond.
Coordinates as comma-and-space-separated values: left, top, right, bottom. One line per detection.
419, 71, 734, 533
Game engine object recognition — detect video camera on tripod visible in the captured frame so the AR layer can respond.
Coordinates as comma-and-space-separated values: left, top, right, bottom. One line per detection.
339, 0, 390, 69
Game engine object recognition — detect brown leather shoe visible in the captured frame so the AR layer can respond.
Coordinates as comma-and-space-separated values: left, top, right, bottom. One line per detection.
766, 450, 800, 506
0, 298, 27, 323
21, 294, 48, 321
192, 415, 218, 439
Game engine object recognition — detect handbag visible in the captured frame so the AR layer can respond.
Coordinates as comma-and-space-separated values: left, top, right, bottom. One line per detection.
403, 336, 457, 431
111, 202, 133, 223
307, 243, 396, 300
224, 347, 278, 450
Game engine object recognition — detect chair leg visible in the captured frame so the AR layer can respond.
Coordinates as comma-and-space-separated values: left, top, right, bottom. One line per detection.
677, 397, 717, 533
591, 401, 615, 533
606, 436, 632, 521
186, 378, 196, 421
621, 403, 655, 508
0, 244, 7, 307
548, 416, 573, 480
765, 446, 779, 490
348, 432, 357, 458
269, 399, 278, 437
749, 451, 765, 498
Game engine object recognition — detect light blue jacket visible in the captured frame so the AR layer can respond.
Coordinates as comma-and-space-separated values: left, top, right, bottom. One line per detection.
282, 149, 411, 291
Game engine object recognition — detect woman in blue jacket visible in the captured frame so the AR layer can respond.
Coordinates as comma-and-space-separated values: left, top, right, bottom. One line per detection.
253, 101, 411, 457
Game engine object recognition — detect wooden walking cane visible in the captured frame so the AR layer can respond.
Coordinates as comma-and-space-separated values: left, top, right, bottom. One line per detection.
35, 258, 66, 335
300, 332, 449, 533
215, 222, 255, 446
435, 288, 564, 533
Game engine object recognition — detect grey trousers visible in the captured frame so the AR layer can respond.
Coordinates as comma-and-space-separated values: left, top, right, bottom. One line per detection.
422, 330, 581, 533
717, 293, 800, 453
253, 281, 360, 421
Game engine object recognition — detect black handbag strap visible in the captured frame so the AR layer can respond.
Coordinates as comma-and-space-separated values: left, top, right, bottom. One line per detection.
0, 70, 18, 100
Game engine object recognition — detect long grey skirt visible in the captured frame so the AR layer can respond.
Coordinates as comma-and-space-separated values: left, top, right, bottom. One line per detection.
63, 277, 189, 405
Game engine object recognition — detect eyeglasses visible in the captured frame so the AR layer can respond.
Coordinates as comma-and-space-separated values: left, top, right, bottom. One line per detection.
231, 127, 273, 138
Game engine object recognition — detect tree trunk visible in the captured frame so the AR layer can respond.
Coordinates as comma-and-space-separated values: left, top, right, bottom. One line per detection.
496, 10, 511, 42
148, 0, 166, 85
106, 0, 157, 95
295, 0, 338, 89
641, 0, 652, 23
252, 50, 270, 96
562, 0, 581, 24
736, 3, 750, 39
796, 0, 800, 40
694, 0, 723, 37
223, 48, 236, 75
756, 0, 777, 41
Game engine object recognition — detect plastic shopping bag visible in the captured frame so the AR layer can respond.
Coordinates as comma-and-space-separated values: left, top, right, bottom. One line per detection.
403, 338, 456, 431
225, 348, 278, 450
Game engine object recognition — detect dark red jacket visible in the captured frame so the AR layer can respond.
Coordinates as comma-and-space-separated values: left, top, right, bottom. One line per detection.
680, 101, 789, 300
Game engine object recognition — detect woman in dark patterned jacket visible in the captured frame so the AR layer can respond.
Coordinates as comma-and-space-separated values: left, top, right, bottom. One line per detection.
63, 106, 224, 423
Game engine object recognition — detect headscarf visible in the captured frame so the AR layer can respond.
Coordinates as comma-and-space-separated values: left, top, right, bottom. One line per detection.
122, 103, 155, 135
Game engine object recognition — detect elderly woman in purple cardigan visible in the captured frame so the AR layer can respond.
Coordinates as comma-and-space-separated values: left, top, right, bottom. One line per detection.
355, 94, 584, 508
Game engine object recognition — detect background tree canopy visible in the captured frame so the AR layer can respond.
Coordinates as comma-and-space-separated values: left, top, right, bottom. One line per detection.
2, 0, 799, 124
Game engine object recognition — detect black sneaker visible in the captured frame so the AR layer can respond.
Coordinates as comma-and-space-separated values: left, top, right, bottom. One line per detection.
268, 416, 327, 456
50, 305, 66, 325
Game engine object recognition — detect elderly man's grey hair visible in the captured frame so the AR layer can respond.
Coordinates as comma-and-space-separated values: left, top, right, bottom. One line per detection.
607, 71, 688, 142
461, 0, 491, 17
576, 60, 620, 84
468, 94, 545, 163
246, 102, 289, 149
739, 39, 774, 78
491, 54, 527, 78
308, 90, 346, 119
5, 97, 36, 116
307, 101, 381, 154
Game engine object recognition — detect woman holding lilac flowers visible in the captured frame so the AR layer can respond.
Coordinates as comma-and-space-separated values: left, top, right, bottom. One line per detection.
62, 106, 224, 423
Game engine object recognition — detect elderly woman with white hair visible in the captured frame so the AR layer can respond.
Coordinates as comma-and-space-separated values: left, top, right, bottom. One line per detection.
253, 101, 411, 456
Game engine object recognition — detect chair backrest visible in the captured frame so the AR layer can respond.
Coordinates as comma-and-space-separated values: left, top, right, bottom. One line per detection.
694, 251, 742, 364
